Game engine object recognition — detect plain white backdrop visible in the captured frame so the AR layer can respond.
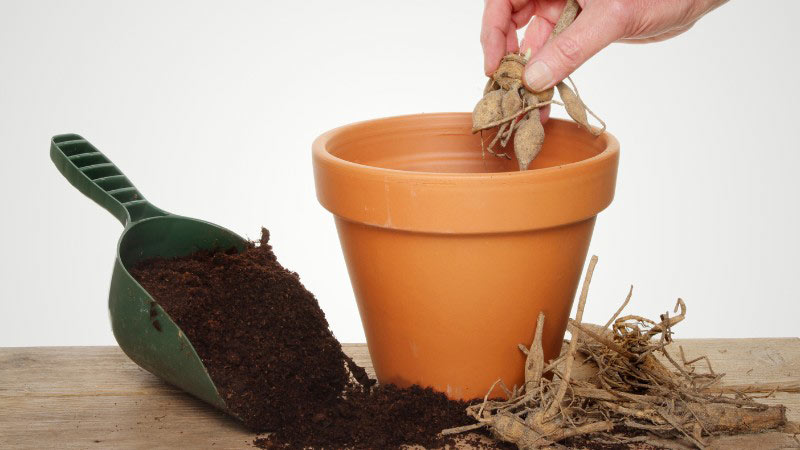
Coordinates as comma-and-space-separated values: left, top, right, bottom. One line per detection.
1, 1, 798, 346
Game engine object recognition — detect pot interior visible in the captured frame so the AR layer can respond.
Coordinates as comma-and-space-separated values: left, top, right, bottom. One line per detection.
326, 115, 608, 174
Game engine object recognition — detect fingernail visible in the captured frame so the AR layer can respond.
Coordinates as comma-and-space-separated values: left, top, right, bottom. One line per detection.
525, 60, 553, 92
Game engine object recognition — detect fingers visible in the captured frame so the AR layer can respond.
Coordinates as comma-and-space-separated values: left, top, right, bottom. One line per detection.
520, 15, 554, 56
539, 104, 551, 123
511, 1, 537, 29
482, 0, 535, 75
481, 0, 515, 75
506, 21, 520, 54
523, 2, 626, 91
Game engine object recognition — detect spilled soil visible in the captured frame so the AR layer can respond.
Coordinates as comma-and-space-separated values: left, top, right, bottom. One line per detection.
131, 228, 477, 449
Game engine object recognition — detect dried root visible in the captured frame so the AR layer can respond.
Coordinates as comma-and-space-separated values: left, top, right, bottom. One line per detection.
442, 256, 796, 449
471, 0, 605, 170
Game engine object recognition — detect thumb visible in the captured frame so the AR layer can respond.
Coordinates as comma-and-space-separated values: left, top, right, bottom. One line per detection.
523, 4, 625, 92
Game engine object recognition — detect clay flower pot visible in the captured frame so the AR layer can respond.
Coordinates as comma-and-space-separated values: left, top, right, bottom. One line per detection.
313, 113, 619, 400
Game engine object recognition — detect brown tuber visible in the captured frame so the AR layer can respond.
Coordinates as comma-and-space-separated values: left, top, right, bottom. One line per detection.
556, 80, 604, 137
492, 54, 526, 90
472, 89, 504, 131
501, 85, 523, 117
532, 87, 554, 104
556, 81, 589, 131
514, 110, 545, 171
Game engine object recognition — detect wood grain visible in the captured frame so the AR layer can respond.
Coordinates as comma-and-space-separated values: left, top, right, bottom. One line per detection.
0, 340, 798, 449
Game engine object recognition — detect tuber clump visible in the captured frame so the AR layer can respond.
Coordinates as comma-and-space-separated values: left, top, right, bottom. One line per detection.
471, 0, 605, 170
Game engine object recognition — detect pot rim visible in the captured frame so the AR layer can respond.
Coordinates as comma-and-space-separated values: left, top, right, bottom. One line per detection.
313, 113, 620, 234
313, 113, 618, 179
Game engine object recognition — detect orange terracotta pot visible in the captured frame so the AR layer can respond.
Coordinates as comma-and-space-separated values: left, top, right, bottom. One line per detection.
313, 113, 619, 400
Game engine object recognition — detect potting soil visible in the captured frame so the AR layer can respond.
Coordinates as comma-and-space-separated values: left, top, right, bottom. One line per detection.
131, 228, 476, 449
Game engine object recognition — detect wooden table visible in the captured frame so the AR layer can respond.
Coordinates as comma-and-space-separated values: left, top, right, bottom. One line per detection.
1, 340, 799, 449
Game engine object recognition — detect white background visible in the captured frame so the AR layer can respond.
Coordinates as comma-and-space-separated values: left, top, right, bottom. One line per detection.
1, 1, 798, 346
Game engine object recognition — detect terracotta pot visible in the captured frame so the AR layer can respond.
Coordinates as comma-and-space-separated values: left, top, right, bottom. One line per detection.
313, 113, 618, 400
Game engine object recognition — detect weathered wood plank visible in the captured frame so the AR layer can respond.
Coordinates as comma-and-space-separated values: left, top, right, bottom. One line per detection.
660, 338, 800, 421
0, 340, 797, 449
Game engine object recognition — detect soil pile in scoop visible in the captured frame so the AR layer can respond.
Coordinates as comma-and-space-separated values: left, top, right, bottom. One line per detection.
131, 228, 474, 449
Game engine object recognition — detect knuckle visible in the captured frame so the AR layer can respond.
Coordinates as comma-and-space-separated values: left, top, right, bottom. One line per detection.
604, 0, 632, 25
553, 35, 583, 67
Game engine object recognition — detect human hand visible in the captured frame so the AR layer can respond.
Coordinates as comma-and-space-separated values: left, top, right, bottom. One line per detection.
481, 0, 728, 92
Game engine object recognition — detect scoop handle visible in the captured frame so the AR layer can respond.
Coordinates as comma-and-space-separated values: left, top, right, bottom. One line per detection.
50, 134, 168, 227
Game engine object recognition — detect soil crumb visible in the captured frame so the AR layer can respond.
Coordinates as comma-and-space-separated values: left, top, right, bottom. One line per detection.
131, 228, 476, 449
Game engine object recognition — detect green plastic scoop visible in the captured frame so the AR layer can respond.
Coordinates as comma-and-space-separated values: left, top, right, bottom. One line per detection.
50, 133, 245, 411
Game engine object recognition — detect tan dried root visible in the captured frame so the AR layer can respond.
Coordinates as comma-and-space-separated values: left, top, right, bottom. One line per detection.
442, 256, 796, 449
521, 312, 546, 389
471, 0, 605, 170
